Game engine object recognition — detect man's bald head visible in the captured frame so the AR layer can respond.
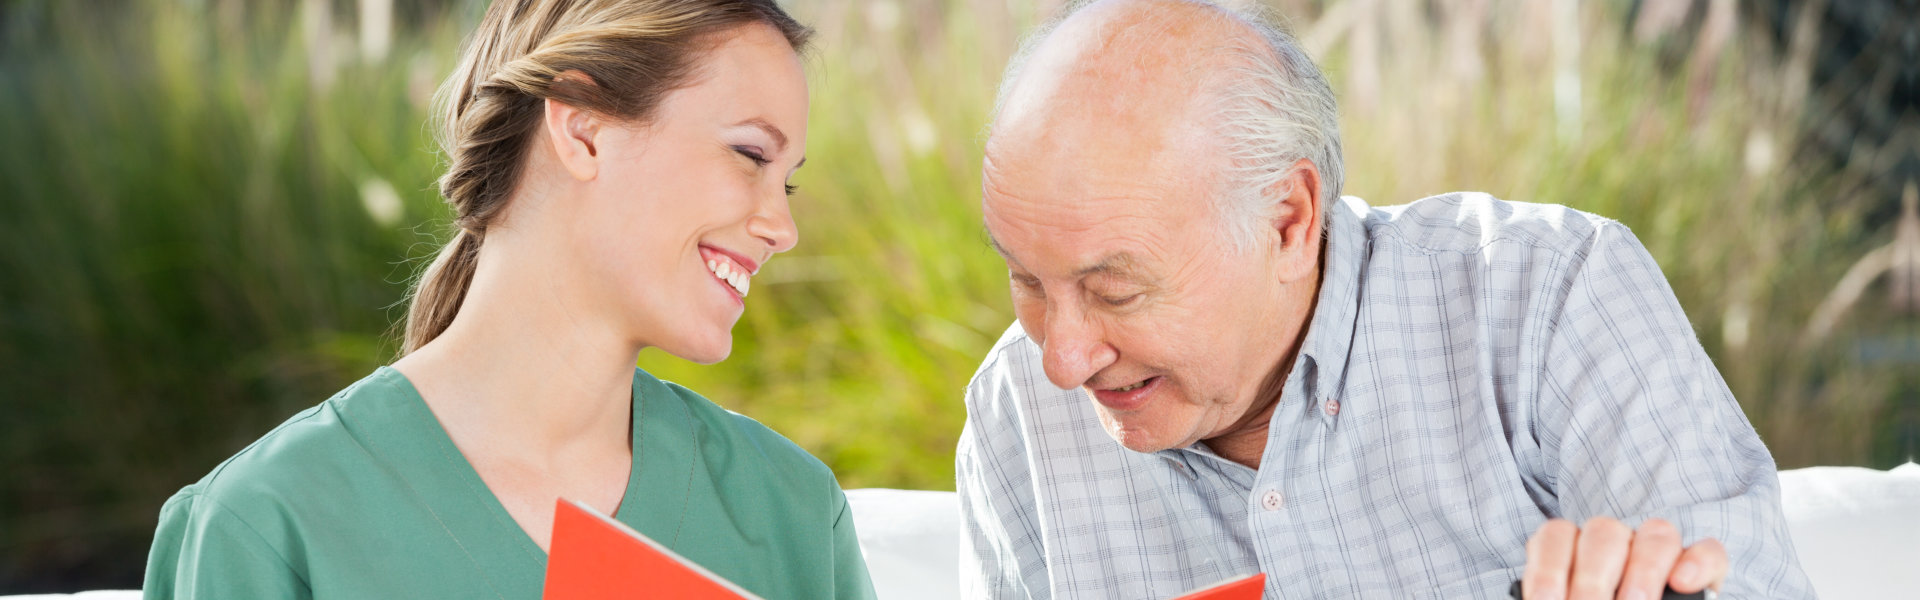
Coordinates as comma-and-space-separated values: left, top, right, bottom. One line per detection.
986, 0, 1343, 247
991, 0, 1251, 144
976, 1, 1344, 456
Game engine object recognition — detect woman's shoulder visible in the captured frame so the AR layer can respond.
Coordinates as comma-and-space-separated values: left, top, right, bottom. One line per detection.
635, 369, 839, 486
167, 368, 412, 519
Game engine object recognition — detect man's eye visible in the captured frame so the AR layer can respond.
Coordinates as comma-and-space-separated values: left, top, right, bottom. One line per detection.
1011, 274, 1044, 294
1099, 294, 1142, 307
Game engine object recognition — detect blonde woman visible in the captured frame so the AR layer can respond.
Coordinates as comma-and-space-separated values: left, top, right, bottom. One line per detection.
142, 1, 875, 597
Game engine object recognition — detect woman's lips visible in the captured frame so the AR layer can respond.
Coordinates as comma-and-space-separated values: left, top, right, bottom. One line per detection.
707, 264, 744, 304
699, 244, 760, 275
698, 245, 753, 302
1091, 376, 1162, 412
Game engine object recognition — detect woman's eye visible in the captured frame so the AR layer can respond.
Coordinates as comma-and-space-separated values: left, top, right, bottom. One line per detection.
784, 183, 798, 196
733, 146, 771, 166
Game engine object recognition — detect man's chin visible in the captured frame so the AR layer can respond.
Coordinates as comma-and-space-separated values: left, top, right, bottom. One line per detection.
1098, 413, 1190, 454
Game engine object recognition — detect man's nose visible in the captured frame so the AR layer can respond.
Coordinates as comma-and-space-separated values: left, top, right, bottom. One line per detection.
1038, 302, 1118, 390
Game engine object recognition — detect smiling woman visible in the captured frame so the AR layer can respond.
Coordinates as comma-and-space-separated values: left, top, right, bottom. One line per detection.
138, 1, 874, 599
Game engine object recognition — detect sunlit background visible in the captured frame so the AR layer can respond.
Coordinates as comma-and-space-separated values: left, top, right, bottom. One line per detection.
2, 0, 1915, 592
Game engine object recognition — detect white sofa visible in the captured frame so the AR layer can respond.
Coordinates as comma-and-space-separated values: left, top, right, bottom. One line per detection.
12, 464, 1916, 599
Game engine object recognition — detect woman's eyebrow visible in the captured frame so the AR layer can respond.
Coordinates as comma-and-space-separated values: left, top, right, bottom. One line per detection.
733, 117, 788, 154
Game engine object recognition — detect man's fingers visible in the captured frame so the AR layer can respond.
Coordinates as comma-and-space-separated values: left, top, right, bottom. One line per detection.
1615, 519, 1683, 600
1521, 520, 1721, 600
1668, 537, 1728, 593
1524, 519, 1579, 600
1567, 517, 1631, 600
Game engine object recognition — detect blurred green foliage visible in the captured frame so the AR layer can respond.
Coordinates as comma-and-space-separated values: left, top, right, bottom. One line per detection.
2, 0, 1913, 592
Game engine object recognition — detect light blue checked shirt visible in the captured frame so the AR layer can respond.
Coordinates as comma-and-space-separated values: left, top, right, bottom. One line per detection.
956, 193, 1814, 599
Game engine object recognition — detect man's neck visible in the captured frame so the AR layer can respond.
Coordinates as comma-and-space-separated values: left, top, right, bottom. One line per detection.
1205, 397, 1279, 469
1203, 239, 1329, 470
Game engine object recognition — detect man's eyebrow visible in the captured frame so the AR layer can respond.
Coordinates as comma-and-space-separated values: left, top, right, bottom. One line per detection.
983, 227, 1142, 280
736, 118, 789, 154
982, 228, 1034, 273
984, 229, 1012, 259
1073, 252, 1145, 279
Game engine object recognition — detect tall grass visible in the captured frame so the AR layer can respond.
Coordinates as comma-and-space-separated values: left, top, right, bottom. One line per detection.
1, 0, 1910, 591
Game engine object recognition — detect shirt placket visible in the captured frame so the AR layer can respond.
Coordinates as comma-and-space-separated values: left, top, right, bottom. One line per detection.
1247, 358, 1342, 598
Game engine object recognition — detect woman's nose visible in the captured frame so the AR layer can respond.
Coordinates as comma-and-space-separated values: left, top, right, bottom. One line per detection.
748, 194, 798, 254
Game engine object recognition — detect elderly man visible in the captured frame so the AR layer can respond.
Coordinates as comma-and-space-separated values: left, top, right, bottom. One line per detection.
954, 1, 1813, 598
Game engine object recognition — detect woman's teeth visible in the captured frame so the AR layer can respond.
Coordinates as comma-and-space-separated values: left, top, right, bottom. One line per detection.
1112, 379, 1148, 392
707, 259, 750, 297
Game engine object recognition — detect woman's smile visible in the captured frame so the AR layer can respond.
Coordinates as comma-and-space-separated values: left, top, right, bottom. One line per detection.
699, 244, 760, 303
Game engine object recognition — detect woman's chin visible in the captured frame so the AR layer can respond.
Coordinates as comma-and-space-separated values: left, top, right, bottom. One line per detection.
656, 333, 734, 365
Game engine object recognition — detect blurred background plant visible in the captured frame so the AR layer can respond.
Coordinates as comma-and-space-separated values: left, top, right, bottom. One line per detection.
2, 0, 1913, 592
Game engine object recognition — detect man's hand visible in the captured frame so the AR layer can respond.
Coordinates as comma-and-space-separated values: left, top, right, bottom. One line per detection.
1520, 517, 1725, 600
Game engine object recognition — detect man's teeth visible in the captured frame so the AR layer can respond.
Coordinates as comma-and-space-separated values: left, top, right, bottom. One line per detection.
1112, 379, 1148, 392
706, 259, 750, 297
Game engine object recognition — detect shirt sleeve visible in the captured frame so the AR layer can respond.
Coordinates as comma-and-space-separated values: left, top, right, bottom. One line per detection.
956, 344, 1050, 600
829, 487, 880, 600
143, 490, 310, 600
1533, 221, 1814, 598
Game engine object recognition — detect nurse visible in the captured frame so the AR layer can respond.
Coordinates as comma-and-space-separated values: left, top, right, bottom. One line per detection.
142, 1, 874, 598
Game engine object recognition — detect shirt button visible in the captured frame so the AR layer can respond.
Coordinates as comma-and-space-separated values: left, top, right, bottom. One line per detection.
1165, 458, 1194, 480
1260, 489, 1284, 511
1323, 398, 1340, 416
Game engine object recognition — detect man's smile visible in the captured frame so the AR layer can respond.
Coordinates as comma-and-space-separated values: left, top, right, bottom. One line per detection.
1090, 375, 1162, 411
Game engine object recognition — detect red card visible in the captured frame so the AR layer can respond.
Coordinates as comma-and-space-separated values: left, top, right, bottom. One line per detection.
1171, 572, 1267, 600
542, 498, 761, 600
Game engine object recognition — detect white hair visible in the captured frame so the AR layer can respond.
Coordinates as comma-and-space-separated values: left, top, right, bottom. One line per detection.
990, 0, 1344, 250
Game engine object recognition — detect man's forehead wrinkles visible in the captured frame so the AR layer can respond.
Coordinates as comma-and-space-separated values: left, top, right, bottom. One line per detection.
991, 228, 1163, 283
1075, 252, 1148, 279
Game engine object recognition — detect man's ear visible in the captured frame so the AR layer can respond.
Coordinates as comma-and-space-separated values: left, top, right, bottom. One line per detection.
542, 72, 602, 183
1266, 158, 1323, 280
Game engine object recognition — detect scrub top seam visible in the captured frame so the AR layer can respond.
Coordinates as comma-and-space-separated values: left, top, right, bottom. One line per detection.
367, 367, 516, 600
670, 387, 698, 547
187, 491, 315, 591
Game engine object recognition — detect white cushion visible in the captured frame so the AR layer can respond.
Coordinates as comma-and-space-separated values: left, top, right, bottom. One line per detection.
1777, 462, 1920, 598
846, 488, 963, 600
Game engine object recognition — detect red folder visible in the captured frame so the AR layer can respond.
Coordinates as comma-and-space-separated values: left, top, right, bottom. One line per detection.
1171, 572, 1266, 600
542, 498, 762, 600
539, 495, 1261, 600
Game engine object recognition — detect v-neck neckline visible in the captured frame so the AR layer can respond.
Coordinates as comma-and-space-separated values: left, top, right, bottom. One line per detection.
349, 367, 653, 571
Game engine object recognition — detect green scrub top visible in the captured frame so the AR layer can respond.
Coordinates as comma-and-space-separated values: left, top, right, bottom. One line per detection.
143, 366, 876, 600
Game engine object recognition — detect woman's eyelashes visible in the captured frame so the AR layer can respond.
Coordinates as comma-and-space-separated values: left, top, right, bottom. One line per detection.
733, 145, 798, 196
732, 145, 772, 166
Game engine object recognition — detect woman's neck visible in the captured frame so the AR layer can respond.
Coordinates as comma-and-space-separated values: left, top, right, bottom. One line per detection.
393, 238, 639, 461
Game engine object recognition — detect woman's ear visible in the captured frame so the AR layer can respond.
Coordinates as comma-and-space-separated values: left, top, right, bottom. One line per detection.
542, 73, 602, 182
1266, 158, 1323, 281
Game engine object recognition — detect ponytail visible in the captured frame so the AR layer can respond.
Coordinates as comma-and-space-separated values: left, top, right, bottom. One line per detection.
403, 227, 483, 353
